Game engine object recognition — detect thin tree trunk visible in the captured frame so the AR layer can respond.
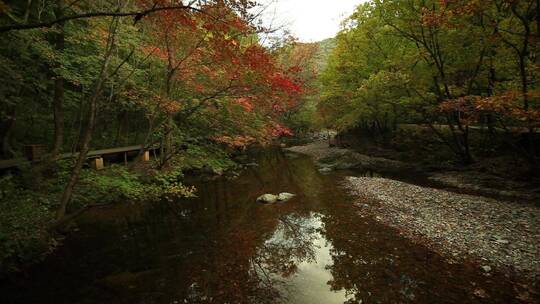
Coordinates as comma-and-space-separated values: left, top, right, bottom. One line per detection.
23, 0, 33, 23
56, 19, 118, 221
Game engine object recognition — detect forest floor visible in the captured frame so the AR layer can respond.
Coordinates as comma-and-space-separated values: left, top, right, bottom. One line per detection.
286, 140, 540, 297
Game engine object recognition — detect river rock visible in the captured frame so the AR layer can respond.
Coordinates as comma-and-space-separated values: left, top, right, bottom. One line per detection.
277, 192, 295, 201
318, 166, 333, 173
257, 194, 278, 203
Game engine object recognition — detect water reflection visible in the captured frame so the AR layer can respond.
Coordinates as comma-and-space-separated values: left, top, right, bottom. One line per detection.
1, 149, 530, 304
268, 214, 353, 304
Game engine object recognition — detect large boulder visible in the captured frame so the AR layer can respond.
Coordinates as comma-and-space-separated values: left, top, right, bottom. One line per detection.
257, 194, 278, 204
277, 192, 295, 201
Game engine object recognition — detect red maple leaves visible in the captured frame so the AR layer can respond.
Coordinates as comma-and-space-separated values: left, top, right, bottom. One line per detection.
134, 1, 304, 148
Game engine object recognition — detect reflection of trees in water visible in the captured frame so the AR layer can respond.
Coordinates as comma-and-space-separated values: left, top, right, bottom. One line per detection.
137, 170, 320, 304
321, 205, 430, 303
50, 149, 525, 304
254, 214, 319, 279
320, 200, 519, 304
173, 212, 320, 304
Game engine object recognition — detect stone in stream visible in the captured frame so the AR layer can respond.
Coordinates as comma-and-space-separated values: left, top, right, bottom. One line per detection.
256, 193, 295, 203
277, 192, 295, 201
318, 166, 333, 173
257, 194, 278, 204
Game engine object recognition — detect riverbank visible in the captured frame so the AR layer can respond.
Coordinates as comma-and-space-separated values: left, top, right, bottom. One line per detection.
287, 140, 540, 299
0, 143, 235, 275
286, 140, 539, 201
344, 177, 540, 279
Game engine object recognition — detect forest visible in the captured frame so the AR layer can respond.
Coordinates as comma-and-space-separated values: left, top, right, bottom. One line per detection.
0, 0, 314, 270
317, 0, 540, 169
1, 0, 539, 303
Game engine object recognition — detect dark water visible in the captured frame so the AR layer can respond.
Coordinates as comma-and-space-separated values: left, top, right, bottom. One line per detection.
1, 149, 526, 303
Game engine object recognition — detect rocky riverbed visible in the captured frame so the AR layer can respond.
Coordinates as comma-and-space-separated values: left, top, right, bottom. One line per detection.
344, 177, 540, 280
287, 140, 540, 299
286, 141, 540, 201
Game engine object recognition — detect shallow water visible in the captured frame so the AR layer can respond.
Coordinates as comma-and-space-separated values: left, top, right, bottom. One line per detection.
1, 149, 525, 303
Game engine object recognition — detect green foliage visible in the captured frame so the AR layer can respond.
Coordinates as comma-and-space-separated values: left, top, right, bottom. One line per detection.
319, 0, 539, 164
0, 0, 310, 275
76, 165, 148, 204
144, 171, 196, 202
73, 164, 198, 205
0, 174, 56, 273
0, 161, 198, 274
180, 143, 236, 172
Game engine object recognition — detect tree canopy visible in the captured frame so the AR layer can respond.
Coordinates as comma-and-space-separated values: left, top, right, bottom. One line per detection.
319, 0, 539, 165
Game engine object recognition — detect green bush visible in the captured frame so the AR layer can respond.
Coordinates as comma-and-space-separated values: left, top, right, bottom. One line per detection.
0, 174, 56, 273
0, 161, 198, 274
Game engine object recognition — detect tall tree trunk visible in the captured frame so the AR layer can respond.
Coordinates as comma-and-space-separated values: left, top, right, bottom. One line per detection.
51, 0, 65, 157
71, 97, 85, 153
114, 110, 127, 146
0, 106, 16, 158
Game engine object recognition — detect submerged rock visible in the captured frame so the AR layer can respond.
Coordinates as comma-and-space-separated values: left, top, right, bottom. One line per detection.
277, 192, 295, 201
257, 194, 278, 203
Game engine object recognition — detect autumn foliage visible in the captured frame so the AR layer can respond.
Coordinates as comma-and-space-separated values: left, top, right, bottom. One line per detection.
135, 1, 303, 151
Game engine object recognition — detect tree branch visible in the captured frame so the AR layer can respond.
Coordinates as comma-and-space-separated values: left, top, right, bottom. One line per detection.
0, 5, 201, 32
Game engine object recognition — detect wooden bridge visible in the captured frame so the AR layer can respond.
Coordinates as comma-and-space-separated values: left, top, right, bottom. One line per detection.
0, 144, 158, 170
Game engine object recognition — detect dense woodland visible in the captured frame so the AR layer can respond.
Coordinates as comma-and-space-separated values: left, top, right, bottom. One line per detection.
0, 0, 539, 281
317, 0, 540, 170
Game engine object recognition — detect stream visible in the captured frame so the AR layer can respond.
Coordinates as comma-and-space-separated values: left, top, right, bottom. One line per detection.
2, 148, 522, 303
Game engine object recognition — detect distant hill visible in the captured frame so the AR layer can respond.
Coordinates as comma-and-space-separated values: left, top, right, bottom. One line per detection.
314, 37, 335, 71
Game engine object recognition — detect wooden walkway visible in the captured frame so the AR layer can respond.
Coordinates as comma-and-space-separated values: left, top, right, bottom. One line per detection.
0, 145, 157, 170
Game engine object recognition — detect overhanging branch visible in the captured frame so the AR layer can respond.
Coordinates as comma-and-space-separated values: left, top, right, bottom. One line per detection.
0, 5, 201, 32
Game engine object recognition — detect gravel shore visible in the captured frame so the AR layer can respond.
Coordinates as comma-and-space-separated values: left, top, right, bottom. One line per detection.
286, 141, 346, 161
344, 176, 540, 280
286, 141, 409, 172
287, 141, 539, 201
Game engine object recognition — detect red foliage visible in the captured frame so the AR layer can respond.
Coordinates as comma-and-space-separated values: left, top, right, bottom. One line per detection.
234, 97, 255, 112
421, 0, 481, 28
440, 91, 540, 128
135, 0, 305, 147
270, 123, 294, 137
270, 73, 302, 93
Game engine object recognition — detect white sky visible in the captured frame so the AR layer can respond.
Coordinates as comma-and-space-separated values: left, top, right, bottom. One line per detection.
259, 0, 365, 42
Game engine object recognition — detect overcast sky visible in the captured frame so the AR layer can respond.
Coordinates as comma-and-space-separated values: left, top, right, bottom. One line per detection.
259, 0, 364, 42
